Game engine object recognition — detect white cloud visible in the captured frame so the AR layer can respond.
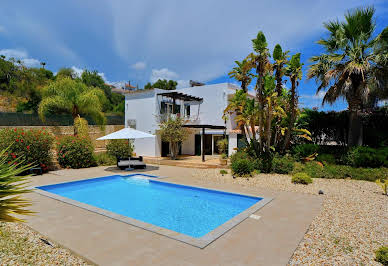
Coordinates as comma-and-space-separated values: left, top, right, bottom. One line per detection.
150, 68, 179, 83
109, 0, 377, 83
0, 49, 28, 59
177, 80, 190, 89
70, 66, 109, 83
131, 61, 146, 70
71, 66, 84, 77
22, 58, 41, 67
0, 48, 41, 67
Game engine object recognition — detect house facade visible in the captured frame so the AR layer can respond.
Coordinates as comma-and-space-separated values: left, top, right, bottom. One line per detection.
124, 83, 245, 158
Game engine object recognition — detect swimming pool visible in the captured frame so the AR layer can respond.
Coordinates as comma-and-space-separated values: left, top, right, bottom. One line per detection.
36, 174, 271, 248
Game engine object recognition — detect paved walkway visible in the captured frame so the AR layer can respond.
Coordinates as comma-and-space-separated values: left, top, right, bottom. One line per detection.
143, 155, 227, 169
26, 165, 322, 266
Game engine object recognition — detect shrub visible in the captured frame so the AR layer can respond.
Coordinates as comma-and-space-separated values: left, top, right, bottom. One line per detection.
345, 146, 387, 168
272, 155, 295, 174
94, 152, 116, 166
316, 153, 336, 165
375, 246, 388, 266
230, 150, 250, 163
106, 139, 134, 159
292, 172, 313, 184
231, 158, 254, 177
301, 162, 388, 182
0, 128, 54, 172
292, 144, 319, 160
219, 169, 228, 175
56, 136, 96, 168
252, 158, 263, 171
216, 138, 228, 156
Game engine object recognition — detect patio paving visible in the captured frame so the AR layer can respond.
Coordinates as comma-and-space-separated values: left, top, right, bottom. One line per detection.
143, 155, 227, 169
25, 165, 322, 266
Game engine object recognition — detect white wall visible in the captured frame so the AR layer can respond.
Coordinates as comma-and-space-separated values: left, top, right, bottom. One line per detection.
124, 83, 241, 157
125, 90, 159, 157
125, 90, 158, 134
228, 133, 238, 157
178, 83, 234, 129
182, 133, 195, 155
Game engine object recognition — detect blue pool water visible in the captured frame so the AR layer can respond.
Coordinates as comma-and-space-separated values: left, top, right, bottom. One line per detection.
38, 175, 262, 238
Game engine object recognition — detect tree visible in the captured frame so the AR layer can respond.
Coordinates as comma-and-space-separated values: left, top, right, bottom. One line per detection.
159, 116, 189, 160
272, 44, 289, 96
81, 69, 124, 113
228, 59, 254, 92
38, 77, 107, 134
308, 6, 388, 146
152, 79, 178, 90
0, 148, 33, 222
249, 31, 271, 157
56, 67, 77, 80
144, 82, 153, 90
284, 53, 303, 151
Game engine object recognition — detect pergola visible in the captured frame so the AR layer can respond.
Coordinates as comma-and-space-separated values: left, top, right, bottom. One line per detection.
183, 124, 226, 162
157, 92, 203, 115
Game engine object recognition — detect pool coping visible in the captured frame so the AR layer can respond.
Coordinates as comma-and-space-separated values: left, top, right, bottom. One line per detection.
33, 174, 273, 249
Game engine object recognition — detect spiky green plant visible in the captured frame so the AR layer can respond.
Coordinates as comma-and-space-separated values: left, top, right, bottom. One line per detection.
376, 179, 388, 196
0, 148, 34, 222
228, 59, 254, 92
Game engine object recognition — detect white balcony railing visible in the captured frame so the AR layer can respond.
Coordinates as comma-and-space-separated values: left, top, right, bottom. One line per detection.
157, 113, 200, 123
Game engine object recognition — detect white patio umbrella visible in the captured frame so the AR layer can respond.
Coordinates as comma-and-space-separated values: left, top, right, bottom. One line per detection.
97, 127, 154, 140
97, 128, 156, 171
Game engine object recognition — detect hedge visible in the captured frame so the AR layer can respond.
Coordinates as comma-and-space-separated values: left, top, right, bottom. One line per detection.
0, 128, 54, 172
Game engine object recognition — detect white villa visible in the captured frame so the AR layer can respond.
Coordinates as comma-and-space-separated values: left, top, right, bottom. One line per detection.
124, 83, 246, 158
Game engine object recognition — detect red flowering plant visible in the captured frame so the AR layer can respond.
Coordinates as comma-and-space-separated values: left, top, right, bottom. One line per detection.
56, 135, 96, 169
0, 128, 54, 172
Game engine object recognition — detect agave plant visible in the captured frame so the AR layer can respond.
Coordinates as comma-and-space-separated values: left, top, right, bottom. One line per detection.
0, 148, 34, 222
376, 179, 388, 196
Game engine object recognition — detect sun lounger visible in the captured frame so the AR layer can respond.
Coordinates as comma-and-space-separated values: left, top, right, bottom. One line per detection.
117, 156, 146, 170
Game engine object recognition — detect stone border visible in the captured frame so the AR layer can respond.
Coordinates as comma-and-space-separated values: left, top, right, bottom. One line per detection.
34, 175, 273, 249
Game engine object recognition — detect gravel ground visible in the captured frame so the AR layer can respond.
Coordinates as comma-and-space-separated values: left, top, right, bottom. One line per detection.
191, 169, 388, 265
0, 222, 91, 265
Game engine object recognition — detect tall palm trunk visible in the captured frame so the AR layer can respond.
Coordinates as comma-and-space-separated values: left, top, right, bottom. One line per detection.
283, 77, 297, 151
347, 98, 363, 146
275, 64, 283, 96
347, 78, 364, 147
255, 60, 265, 153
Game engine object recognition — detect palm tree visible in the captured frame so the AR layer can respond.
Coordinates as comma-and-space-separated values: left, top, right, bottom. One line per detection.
250, 31, 271, 155
38, 77, 107, 134
308, 7, 388, 146
228, 59, 254, 92
272, 44, 289, 96
284, 53, 303, 151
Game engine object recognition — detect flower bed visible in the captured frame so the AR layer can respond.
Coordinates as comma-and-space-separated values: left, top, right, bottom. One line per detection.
0, 128, 54, 172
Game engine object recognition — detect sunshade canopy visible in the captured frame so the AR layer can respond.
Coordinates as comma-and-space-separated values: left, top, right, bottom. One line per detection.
97, 127, 155, 140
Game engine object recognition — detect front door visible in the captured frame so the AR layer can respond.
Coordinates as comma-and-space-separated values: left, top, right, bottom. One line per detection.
203, 134, 212, 155
161, 141, 169, 157
195, 135, 201, 155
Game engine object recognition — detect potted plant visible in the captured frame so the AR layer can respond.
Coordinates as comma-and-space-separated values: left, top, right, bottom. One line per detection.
217, 138, 228, 165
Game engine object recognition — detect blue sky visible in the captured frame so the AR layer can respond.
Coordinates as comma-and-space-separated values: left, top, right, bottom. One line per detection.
0, 0, 387, 110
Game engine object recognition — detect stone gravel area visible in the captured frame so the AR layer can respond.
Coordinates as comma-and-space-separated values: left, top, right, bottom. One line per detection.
0, 222, 91, 265
192, 169, 388, 265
